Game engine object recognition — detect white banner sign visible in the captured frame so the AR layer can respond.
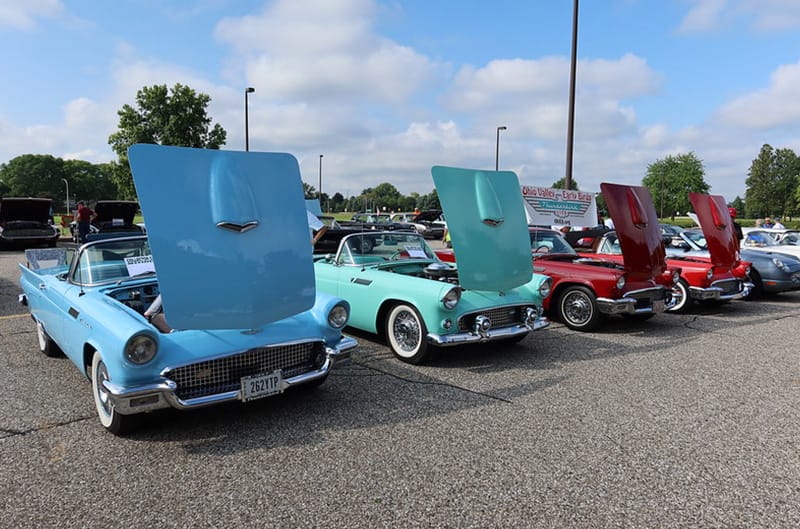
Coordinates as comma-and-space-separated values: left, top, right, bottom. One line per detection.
521, 186, 598, 228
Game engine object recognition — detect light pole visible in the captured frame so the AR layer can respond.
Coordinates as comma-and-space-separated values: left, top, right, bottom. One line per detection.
244, 87, 255, 151
318, 154, 324, 209
564, 0, 579, 190
61, 178, 69, 214
495, 126, 507, 171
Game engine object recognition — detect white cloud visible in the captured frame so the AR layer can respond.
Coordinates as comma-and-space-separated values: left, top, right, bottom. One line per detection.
677, 0, 728, 33
716, 61, 800, 128
678, 0, 800, 33
214, 0, 438, 103
0, 0, 63, 29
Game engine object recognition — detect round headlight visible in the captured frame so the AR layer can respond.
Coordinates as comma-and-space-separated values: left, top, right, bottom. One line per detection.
124, 333, 158, 364
616, 275, 626, 290
706, 268, 714, 280
442, 287, 461, 309
772, 257, 788, 271
672, 271, 680, 284
328, 303, 349, 329
538, 277, 552, 299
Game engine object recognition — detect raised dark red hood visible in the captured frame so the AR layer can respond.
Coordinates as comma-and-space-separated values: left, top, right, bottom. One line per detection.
688, 193, 739, 268
600, 183, 666, 280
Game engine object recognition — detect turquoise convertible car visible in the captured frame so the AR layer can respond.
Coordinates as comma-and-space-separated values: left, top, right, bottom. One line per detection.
314, 166, 551, 364
18, 145, 356, 434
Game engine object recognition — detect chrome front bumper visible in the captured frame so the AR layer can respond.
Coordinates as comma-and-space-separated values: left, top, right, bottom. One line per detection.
427, 317, 549, 347
596, 286, 673, 315
104, 336, 357, 416
689, 280, 753, 301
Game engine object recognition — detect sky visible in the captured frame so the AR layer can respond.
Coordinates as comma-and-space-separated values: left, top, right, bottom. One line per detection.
2, 0, 800, 203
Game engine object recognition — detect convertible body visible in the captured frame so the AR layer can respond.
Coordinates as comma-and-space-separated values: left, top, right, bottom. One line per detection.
576, 193, 751, 313
314, 166, 551, 364
437, 183, 678, 331
18, 145, 356, 434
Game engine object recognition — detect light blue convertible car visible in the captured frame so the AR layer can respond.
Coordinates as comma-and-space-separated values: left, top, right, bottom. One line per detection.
18, 145, 356, 434
314, 166, 551, 364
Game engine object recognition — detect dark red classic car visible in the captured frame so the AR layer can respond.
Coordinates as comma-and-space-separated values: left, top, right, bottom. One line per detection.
437, 183, 680, 331
574, 193, 752, 313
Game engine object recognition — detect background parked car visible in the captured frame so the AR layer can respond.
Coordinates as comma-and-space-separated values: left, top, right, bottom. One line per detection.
0, 197, 60, 248
69, 200, 145, 243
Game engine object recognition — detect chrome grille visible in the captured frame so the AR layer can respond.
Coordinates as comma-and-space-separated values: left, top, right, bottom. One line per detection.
457, 305, 531, 332
163, 341, 325, 400
713, 278, 742, 296
625, 287, 666, 309
5, 228, 53, 238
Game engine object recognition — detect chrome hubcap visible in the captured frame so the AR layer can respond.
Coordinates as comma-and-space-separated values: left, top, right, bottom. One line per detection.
564, 292, 592, 324
393, 311, 420, 352
96, 362, 112, 416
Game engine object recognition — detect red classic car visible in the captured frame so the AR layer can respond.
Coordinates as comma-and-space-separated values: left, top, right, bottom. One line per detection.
573, 193, 752, 313
437, 183, 680, 331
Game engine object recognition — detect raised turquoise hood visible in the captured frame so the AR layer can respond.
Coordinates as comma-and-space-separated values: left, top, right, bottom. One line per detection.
432, 166, 532, 291
127, 144, 315, 330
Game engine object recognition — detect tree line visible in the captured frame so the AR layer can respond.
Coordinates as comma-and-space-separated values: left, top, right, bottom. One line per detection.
1, 83, 798, 220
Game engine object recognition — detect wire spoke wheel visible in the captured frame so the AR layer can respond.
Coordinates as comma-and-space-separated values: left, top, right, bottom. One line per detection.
385, 303, 429, 364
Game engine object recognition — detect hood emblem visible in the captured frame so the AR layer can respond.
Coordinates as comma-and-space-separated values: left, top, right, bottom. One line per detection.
475, 171, 505, 228
216, 221, 259, 233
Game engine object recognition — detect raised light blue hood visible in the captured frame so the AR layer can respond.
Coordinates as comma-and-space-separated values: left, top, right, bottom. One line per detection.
432, 166, 532, 291
128, 144, 315, 330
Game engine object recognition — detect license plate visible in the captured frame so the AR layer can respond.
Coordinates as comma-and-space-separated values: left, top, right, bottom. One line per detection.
653, 299, 665, 312
241, 371, 283, 402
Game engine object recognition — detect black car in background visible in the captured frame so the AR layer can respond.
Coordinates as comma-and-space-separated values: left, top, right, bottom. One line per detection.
70, 200, 144, 242
0, 197, 60, 248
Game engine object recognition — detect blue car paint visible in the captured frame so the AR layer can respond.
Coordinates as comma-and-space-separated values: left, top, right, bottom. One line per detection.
18, 145, 357, 433
128, 144, 315, 330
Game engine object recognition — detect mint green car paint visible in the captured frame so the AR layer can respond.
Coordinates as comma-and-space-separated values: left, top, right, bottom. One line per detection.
431, 166, 533, 291
314, 165, 551, 364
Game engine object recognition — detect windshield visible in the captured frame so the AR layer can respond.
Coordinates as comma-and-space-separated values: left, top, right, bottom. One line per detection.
743, 231, 780, 248
779, 232, 800, 246
337, 232, 436, 265
682, 230, 707, 249
530, 230, 577, 256
71, 236, 154, 285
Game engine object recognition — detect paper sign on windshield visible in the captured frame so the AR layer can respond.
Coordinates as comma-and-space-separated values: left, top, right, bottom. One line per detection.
404, 245, 427, 258
124, 255, 155, 276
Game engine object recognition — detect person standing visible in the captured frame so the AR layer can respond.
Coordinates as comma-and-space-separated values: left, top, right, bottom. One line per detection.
772, 217, 786, 230
76, 200, 95, 243
728, 207, 743, 242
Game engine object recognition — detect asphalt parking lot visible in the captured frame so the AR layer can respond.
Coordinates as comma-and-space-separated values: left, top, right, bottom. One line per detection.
1, 243, 798, 529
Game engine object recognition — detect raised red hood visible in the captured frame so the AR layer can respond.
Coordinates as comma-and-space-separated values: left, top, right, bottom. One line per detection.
688, 193, 739, 268
601, 183, 666, 280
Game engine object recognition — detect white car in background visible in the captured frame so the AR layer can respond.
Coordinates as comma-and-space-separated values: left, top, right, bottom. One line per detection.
741, 228, 800, 259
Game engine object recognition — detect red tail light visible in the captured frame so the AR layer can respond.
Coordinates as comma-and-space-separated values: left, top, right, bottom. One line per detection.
626, 188, 648, 229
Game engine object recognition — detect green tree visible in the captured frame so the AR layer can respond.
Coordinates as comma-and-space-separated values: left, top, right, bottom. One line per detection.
0, 154, 67, 208
417, 189, 441, 210
642, 152, 709, 220
746, 144, 800, 218
729, 196, 745, 216
108, 83, 227, 198
551, 177, 579, 190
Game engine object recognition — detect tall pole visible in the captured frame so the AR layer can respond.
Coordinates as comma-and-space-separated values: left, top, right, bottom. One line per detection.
319, 154, 324, 211
564, 0, 579, 190
244, 87, 255, 151
495, 126, 507, 171
61, 178, 69, 214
